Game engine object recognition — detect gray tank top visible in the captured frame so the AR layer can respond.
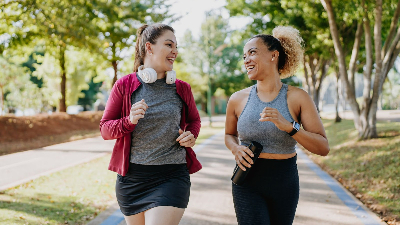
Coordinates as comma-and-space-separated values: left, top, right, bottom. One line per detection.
237, 84, 297, 154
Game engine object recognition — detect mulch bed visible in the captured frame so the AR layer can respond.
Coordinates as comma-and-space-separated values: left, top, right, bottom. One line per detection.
0, 111, 104, 155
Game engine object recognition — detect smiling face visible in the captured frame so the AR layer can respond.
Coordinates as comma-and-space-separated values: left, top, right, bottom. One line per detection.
243, 37, 278, 80
144, 30, 178, 73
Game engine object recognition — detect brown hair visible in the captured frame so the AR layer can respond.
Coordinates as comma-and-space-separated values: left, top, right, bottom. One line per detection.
133, 24, 175, 72
251, 26, 303, 78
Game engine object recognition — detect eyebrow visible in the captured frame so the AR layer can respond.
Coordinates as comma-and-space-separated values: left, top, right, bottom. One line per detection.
165, 39, 176, 44
243, 47, 257, 56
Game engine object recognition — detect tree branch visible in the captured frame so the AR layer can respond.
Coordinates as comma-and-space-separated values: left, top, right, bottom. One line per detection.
349, 21, 363, 89
362, 3, 373, 106
382, 0, 400, 55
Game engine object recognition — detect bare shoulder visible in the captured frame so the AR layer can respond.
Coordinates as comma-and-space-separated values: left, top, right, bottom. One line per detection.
229, 86, 252, 103
287, 85, 312, 104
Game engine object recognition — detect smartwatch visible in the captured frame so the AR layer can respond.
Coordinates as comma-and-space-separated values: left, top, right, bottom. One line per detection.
288, 121, 300, 136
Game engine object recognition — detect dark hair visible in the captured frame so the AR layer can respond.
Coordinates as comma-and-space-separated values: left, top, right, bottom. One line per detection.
250, 26, 303, 78
133, 24, 175, 72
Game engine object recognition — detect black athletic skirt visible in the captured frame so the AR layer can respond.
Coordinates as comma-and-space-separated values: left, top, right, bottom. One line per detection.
115, 163, 191, 216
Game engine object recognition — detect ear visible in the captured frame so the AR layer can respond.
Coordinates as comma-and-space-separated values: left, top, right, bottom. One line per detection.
271, 51, 279, 61
145, 42, 153, 55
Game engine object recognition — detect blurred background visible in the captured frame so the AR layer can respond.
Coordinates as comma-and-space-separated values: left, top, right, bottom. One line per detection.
1, 0, 400, 224
1, 0, 400, 136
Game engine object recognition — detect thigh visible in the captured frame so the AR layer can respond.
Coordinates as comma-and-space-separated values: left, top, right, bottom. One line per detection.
232, 183, 270, 225
264, 172, 299, 225
144, 206, 185, 225
124, 212, 145, 225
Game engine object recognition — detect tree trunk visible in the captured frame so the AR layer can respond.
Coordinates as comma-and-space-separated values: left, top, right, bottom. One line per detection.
0, 85, 3, 116
59, 44, 67, 112
112, 60, 118, 86
334, 67, 341, 122
303, 55, 329, 112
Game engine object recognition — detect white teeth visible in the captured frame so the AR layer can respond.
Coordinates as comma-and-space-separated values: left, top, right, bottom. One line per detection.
247, 66, 254, 71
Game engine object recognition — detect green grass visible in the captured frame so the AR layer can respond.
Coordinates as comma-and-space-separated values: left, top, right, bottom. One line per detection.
307, 119, 400, 222
0, 123, 224, 224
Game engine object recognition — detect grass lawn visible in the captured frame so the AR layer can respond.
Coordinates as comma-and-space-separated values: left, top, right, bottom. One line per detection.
0, 123, 225, 225
305, 119, 400, 224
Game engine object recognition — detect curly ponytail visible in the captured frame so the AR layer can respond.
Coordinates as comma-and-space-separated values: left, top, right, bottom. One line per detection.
251, 26, 303, 78
133, 24, 175, 72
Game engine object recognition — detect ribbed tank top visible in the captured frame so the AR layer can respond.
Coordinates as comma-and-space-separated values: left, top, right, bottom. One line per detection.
237, 84, 297, 154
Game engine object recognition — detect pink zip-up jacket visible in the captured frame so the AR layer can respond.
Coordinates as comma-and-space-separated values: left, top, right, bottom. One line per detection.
99, 73, 202, 176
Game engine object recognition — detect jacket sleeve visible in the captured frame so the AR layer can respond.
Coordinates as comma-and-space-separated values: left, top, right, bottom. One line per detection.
99, 80, 136, 140
185, 84, 201, 138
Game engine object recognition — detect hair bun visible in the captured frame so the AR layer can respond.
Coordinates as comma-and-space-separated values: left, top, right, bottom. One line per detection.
272, 26, 304, 78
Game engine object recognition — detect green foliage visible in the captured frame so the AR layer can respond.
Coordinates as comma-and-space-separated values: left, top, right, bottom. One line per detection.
90, 0, 173, 85
1, 0, 174, 113
226, 0, 333, 60
78, 77, 103, 111
181, 11, 252, 105
21, 51, 45, 89
0, 56, 43, 114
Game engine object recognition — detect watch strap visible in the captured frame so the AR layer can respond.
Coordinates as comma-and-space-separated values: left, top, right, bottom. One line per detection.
288, 121, 299, 136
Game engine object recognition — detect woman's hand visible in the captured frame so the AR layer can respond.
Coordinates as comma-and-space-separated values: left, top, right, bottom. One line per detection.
232, 144, 254, 171
259, 107, 293, 133
177, 129, 196, 147
129, 99, 148, 124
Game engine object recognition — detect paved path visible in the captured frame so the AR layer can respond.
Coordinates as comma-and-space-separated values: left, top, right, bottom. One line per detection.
0, 137, 115, 191
90, 132, 386, 225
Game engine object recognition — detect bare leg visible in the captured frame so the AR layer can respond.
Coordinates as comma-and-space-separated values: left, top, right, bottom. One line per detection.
124, 212, 145, 225
145, 206, 185, 225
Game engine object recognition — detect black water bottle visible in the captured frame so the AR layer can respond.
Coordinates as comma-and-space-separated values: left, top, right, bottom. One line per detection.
231, 141, 263, 185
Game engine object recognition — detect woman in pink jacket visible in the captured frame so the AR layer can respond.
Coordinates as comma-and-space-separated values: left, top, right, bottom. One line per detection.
100, 23, 201, 225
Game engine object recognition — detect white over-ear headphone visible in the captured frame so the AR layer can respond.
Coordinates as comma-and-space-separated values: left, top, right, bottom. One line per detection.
138, 65, 176, 84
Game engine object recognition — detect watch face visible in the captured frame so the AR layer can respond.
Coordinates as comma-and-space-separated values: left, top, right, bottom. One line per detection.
294, 122, 300, 131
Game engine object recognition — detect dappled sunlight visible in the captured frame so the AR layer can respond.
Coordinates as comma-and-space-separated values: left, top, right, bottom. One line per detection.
308, 119, 400, 223
0, 155, 116, 224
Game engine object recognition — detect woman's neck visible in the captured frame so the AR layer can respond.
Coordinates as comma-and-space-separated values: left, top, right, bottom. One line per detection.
256, 71, 282, 94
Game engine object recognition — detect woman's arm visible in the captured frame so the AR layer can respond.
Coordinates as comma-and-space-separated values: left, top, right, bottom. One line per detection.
259, 87, 329, 156
225, 92, 256, 171
99, 80, 136, 140
291, 89, 329, 156
183, 84, 201, 138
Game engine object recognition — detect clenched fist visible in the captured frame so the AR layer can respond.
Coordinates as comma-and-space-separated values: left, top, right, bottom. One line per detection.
176, 129, 196, 148
129, 99, 148, 124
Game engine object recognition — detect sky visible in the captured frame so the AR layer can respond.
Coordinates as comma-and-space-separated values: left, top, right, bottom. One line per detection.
166, 0, 252, 42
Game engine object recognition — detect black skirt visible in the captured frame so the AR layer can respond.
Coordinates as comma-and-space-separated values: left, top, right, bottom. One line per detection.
116, 163, 190, 216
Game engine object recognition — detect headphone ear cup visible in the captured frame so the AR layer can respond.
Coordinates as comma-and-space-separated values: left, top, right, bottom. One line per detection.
165, 70, 176, 84
138, 65, 157, 83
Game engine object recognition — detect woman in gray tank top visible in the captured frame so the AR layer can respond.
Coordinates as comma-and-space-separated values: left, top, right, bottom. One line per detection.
225, 26, 330, 225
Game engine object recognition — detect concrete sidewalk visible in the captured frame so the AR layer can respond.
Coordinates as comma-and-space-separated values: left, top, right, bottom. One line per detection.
0, 136, 115, 191
89, 132, 386, 225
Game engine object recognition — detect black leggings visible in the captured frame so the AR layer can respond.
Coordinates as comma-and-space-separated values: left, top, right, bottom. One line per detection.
232, 155, 299, 225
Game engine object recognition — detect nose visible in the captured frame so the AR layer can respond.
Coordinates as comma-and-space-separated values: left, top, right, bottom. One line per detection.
172, 47, 178, 55
244, 56, 250, 64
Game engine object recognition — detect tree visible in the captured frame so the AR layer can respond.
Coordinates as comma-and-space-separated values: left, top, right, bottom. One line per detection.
180, 11, 252, 117
22, 50, 45, 89
91, 0, 174, 86
0, 56, 41, 115
1, 0, 99, 112
320, 0, 400, 139
78, 77, 103, 111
